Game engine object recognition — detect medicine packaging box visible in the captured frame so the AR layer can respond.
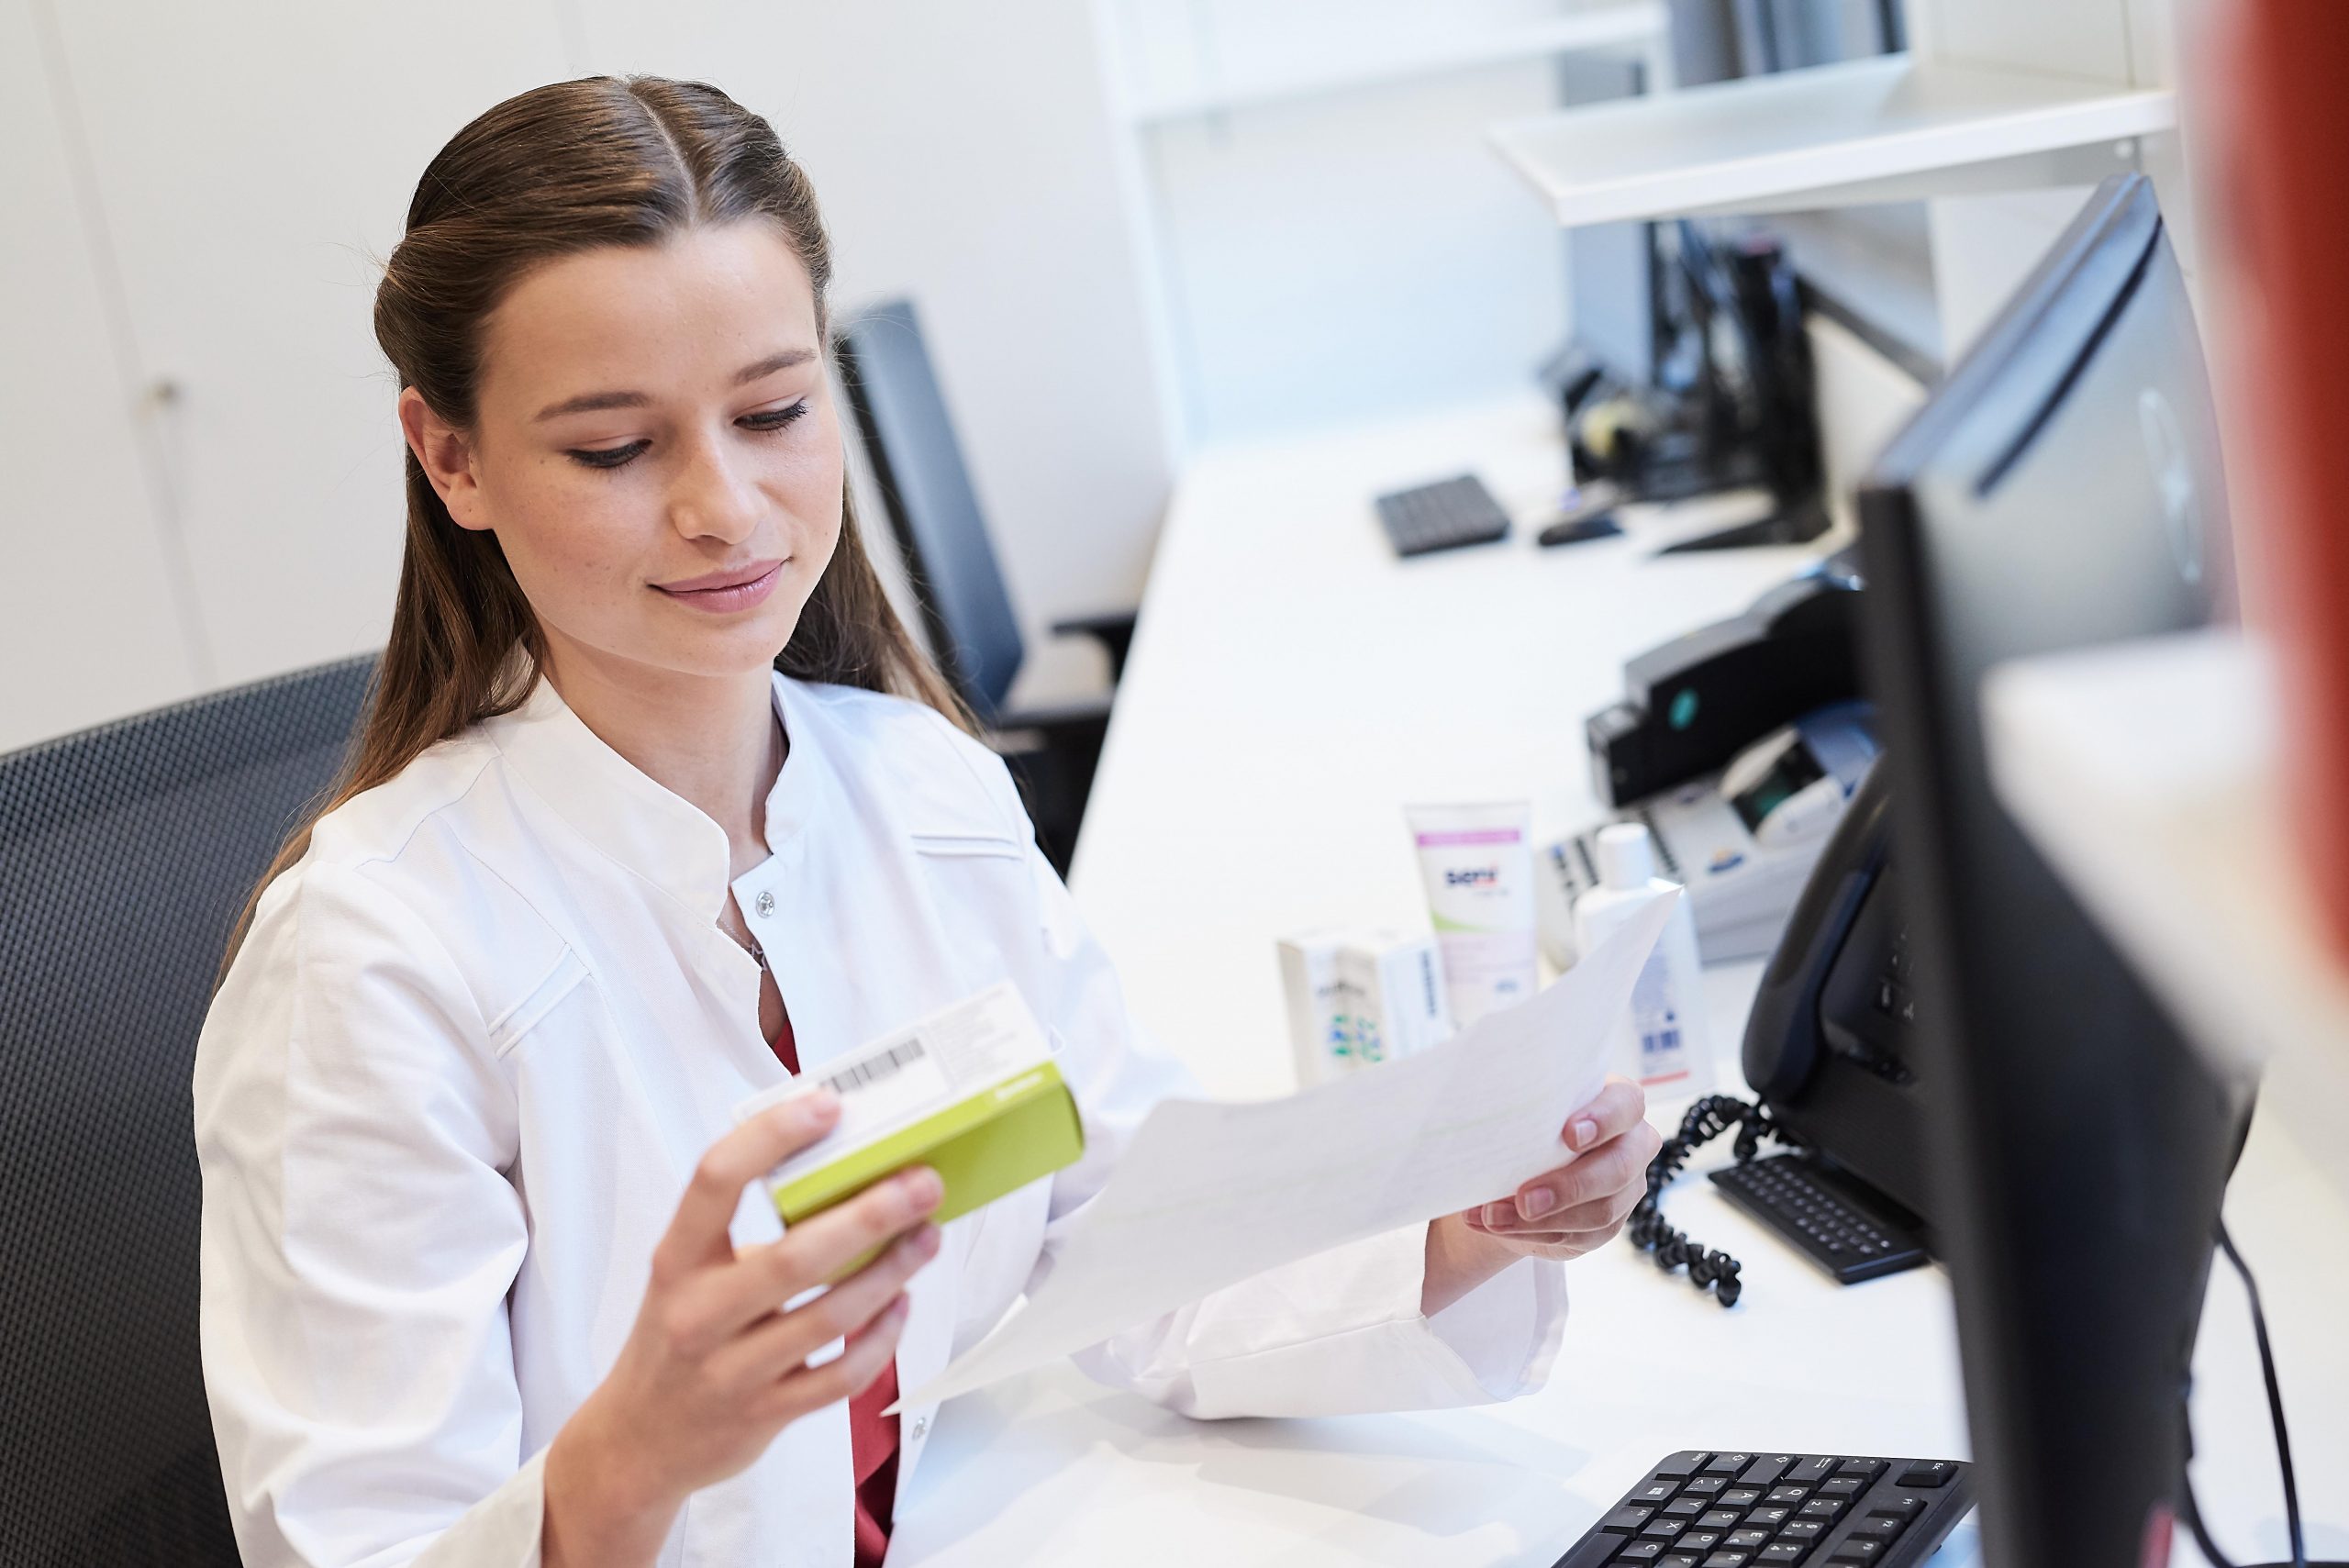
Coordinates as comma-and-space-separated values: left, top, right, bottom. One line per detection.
736, 982, 1084, 1272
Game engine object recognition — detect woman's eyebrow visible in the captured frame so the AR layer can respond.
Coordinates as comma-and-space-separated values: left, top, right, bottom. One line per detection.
532, 348, 819, 422
731, 347, 818, 385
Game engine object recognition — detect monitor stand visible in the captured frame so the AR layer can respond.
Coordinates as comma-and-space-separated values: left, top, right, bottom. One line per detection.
1658, 492, 1832, 554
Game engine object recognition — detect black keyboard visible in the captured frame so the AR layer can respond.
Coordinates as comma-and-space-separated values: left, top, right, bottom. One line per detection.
1551, 1450, 1972, 1567
1374, 473, 1511, 556
1709, 1154, 1929, 1285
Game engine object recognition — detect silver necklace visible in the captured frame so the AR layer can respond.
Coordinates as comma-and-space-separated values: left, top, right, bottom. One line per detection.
728, 915, 770, 972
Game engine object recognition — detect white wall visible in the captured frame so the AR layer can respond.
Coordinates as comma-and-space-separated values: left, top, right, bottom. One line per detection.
1911, 0, 2192, 359
1096, 0, 1637, 447
0, 0, 1170, 750
1137, 62, 1572, 444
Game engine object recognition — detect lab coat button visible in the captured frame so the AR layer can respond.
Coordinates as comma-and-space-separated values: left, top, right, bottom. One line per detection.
910, 1415, 929, 1440
753, 891, 774, 917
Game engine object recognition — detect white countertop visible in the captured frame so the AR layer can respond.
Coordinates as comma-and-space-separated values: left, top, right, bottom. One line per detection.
890, 396, 2347, 1566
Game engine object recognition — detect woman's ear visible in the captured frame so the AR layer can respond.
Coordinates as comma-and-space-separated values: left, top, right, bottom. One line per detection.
397, 386, 494, 533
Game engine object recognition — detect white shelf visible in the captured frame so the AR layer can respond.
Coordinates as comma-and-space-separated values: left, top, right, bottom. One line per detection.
1983, 629, 2349, 1201
1123, 4, 1664, 127
1487, 53, 2176, 227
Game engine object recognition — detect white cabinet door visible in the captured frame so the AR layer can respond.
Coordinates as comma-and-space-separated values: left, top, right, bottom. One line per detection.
46, 4, 574, 690
0, 0, 203, 751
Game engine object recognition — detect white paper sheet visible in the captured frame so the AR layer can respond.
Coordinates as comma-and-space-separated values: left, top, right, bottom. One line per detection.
895, 890, 1677, 1411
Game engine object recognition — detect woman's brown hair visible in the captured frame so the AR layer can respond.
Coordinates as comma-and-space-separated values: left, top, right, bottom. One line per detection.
223, 74, 967, 973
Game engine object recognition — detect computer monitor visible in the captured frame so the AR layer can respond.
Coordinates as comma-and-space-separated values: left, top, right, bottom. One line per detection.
1556, 50, 1659, 394
1569, 219, 1659, 390
1856, 173, 2254, 1567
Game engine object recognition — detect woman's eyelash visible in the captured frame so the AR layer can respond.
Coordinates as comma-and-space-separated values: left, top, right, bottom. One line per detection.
739, 401, 812, 432
566, 401, 812, 472
569, 440, 649, 471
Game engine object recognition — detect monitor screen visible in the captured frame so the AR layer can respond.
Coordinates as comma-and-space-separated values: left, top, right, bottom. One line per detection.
1570, 219, 1658, 388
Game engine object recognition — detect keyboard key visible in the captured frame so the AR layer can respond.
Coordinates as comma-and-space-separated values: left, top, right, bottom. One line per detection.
1797, 1498, 1844, 1520
1685, 1476, 1729, 1496
1834, 1459, 1886, 1480
1896, 1460, 1956, 1488
1701, 1554, 1752, 1568
1664, 1499, 1705, 1518
1868, 1498, 1925, 1525
1663, 1556, 1703, 1568
1745, 1507, 1790, 1529
1655, 1453, 1711, 1479
1727, 1529, 1773, 1550
1638, 1481, 1680, 1503
1818, 1477, 1864, 1498
1765, 1486, 1810, 1506
1602, 1506, 1656, 1533
1784, 1457, 1834, 1485
1739, 1456, 1793, 1486
1679, 1531, 1723, 1553
1642, 1518, 1688, 1540
1844, 1519, 1897, 1544
1757, 1546, 1809, 1565
1698, 1510, 1742, 1530
1778, 1521, 1825, 1541
1611, 1544, 1666, 1563
1827, 1541, 1886, 1563
1706, 1453, 1755, 1476
1720, 1488, 1764, 1507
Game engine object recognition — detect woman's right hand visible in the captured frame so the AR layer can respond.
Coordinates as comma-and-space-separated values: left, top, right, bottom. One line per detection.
542, 1089, 944, 1568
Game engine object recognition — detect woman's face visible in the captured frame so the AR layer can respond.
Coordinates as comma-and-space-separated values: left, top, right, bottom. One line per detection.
401, 219, 844, 689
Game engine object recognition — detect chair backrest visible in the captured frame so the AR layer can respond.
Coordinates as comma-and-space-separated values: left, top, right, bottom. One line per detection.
0, 656, 375, 1566
837, 298, 1026, 721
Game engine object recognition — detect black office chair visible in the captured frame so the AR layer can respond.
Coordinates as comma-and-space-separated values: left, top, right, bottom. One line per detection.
0, 656, 376, 1567
837, 298, 1138, 876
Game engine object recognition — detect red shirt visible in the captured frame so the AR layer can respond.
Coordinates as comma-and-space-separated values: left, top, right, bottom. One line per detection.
769, 1001, 899, 1567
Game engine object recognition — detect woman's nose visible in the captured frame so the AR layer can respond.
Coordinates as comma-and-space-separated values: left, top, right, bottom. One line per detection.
666, 438, 762, 543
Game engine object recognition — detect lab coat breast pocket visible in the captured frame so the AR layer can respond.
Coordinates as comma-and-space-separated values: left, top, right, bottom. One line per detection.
904, 827, 1035, 987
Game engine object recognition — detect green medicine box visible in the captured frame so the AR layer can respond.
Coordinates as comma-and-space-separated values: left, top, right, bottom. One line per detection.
771, 1061, 1085, 1235
744, 984, 1086, 1274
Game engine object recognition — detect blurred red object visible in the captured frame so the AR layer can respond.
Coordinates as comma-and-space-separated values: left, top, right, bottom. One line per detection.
2221, 2, 2349, 962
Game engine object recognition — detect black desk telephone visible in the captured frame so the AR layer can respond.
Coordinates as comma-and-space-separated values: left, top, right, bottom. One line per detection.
1629, 762, 1942, 1302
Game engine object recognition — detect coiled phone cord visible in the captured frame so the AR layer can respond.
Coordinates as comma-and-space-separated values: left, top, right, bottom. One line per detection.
1625, 1094, 1785, 1307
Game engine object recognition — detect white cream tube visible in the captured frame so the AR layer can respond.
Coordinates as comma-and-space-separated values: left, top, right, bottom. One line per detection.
1404, 801, 1537, 1029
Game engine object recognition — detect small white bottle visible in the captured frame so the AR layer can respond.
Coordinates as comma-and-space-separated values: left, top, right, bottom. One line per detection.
1572, 822, 1713, 1095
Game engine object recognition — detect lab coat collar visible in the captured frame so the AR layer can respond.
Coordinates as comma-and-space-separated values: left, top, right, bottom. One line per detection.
484, 666, 824, 923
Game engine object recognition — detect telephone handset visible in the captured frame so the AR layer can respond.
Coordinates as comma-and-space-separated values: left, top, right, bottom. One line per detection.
1740, 759, 1939, 1229
1629, 760, 1942, 1302
1744, 761, 1893, 1100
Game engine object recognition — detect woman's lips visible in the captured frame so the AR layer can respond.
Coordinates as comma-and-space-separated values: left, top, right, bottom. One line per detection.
653, 561, 784, 613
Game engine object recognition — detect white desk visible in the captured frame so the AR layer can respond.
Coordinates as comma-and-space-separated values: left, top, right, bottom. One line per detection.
892, 396, 2349, 1566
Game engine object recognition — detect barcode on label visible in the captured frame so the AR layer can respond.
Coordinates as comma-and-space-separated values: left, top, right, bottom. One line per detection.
823, 1036, 928, 1095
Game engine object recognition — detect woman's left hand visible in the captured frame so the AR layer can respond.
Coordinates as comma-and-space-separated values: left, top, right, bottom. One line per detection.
1463, 1074, 1660, 1262
1421, 1075, 1659, 1312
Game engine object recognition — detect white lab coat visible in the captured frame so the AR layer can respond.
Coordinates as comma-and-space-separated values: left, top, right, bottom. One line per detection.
195, 669, 1566, 1568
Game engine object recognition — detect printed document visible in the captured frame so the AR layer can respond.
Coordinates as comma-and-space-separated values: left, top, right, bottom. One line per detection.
896, 890, 1676, 1411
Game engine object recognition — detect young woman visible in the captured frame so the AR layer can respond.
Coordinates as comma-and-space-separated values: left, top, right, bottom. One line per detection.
195, 75, 1662, 1568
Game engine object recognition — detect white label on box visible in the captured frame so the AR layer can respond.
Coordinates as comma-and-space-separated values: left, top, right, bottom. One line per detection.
734, 981, 1052, 1189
